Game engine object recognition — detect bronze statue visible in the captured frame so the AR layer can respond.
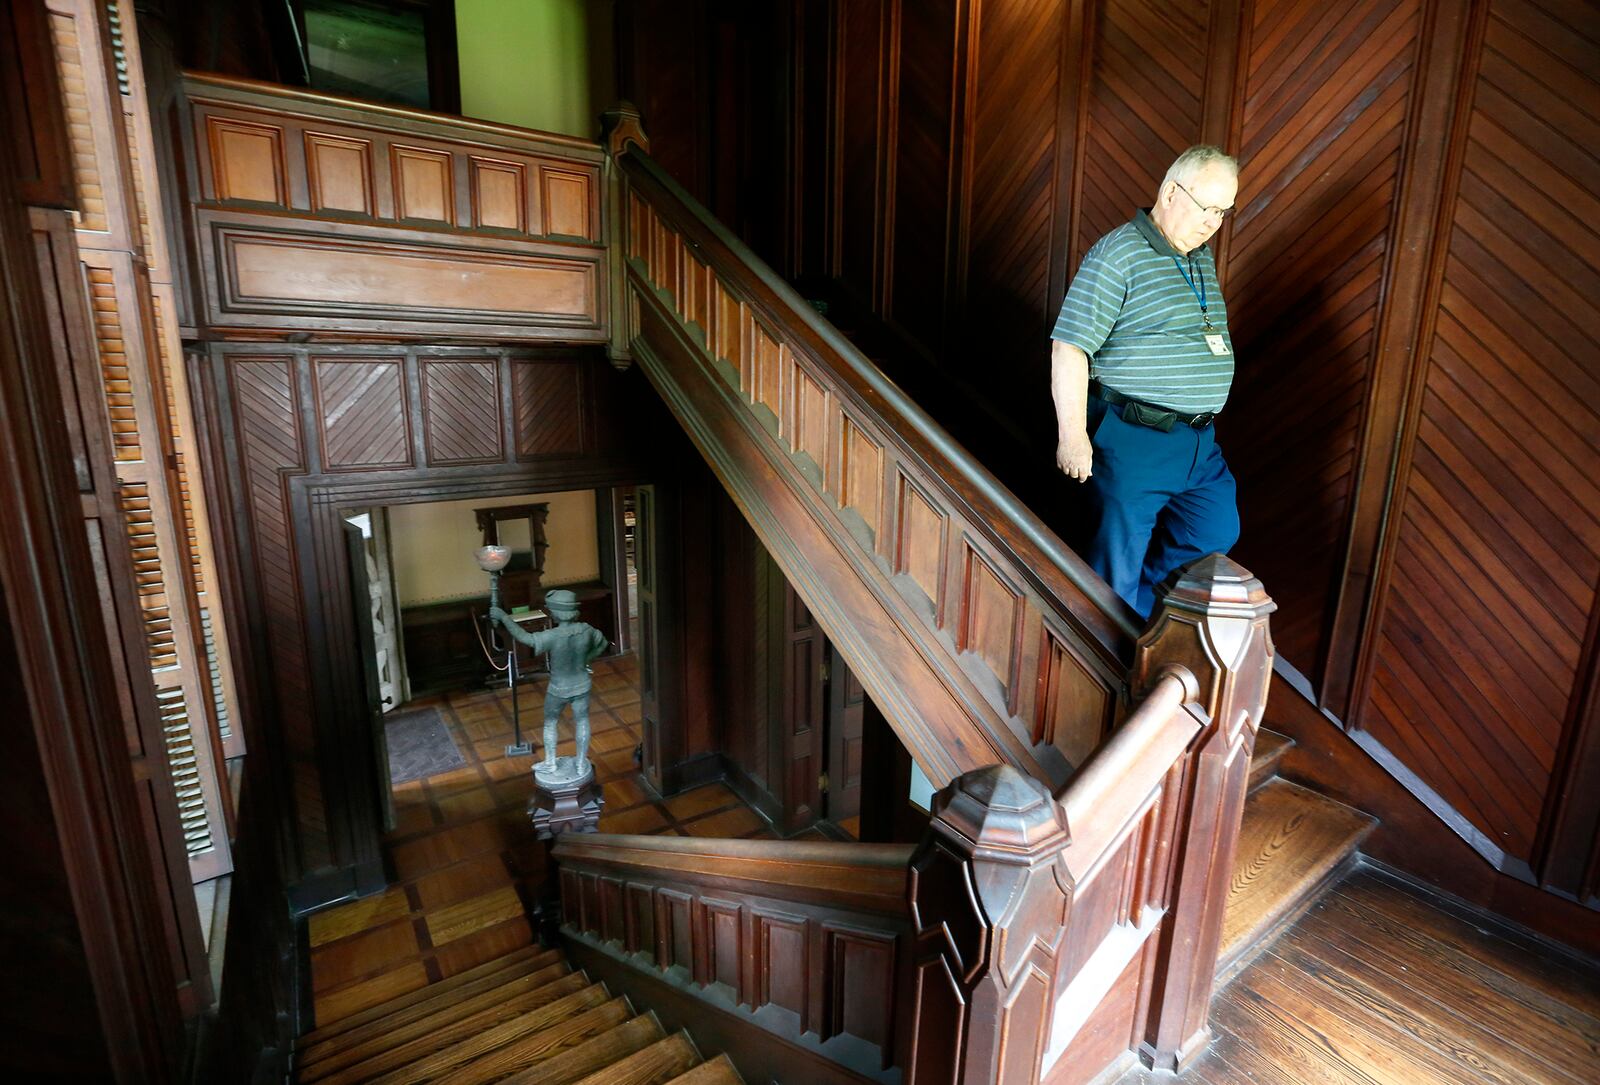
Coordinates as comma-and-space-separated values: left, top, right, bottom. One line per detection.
488, 589, 610, 782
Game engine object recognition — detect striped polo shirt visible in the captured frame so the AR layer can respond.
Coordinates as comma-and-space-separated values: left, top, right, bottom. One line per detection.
1051, 210, 1233, 414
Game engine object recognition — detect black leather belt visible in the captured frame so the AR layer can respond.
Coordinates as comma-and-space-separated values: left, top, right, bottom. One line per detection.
1091, 381, 1217, 429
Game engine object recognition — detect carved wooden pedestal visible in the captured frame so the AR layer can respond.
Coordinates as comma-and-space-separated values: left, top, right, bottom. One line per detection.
529, 762, 605, 840
529, 762, 604, 945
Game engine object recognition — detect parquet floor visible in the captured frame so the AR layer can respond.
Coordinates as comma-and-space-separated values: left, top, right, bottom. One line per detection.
1115, 864, 1600, 1085
304, 654, 779, 1028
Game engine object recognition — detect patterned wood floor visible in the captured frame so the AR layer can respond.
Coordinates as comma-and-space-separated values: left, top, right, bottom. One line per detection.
304, 654, 781, 1028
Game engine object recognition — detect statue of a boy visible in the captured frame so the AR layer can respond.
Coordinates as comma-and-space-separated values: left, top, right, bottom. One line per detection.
489, 589, 610, 781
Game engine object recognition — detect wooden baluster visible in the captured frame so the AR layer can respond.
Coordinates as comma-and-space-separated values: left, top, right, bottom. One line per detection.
902, 763, 1072, 1085
1133, 554, 1275, 1070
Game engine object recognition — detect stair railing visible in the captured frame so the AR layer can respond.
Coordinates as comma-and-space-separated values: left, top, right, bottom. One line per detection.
555, 556, 1274, 1085
601, 107, 1137, 795
591, 102, 1274, 1085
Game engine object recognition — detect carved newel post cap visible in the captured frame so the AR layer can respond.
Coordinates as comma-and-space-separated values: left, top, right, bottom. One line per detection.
600, 100, 649, 157
1157, 553, 1276, 620
933, 764, 1070, 860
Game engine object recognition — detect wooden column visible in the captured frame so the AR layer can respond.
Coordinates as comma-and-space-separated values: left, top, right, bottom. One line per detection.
1134, 555, 1274, 1070
903, 763, 1072, 1085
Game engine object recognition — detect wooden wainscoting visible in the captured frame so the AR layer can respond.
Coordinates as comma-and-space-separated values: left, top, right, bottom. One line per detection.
179, 73, 606, 342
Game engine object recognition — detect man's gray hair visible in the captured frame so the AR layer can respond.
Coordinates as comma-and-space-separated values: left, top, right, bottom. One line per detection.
1162, 145, 1239, 191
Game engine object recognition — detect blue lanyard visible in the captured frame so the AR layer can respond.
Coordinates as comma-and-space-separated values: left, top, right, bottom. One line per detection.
1171, 254, 1214, 329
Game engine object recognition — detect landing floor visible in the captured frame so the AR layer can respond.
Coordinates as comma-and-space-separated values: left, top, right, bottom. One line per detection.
303, 654, 778, 1027
1114, 864, 1600, 1085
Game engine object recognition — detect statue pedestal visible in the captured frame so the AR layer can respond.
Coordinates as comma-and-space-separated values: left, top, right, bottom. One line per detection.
528, 757, 604, 840
527, 757, 603, 945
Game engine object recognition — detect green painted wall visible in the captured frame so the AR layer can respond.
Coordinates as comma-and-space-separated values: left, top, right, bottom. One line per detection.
455, 0, 593, 137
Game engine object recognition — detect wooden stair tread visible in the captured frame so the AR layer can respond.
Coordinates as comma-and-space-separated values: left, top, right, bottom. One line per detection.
1220, 778, 1375, 970
300, 969, 589, 1079
318, 985, 611, 1085
568, 1033, 701, 1085
307, 980, 609, 1085
664, 1054, 743, 1085
1248, 730, 1293, 793
300, 944, 557, 1051
426, 998, 636, 1085
496, 1013, 667, 1085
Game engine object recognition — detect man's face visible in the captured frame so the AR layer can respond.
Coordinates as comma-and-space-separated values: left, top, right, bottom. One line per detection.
1160, 164, 1238, 252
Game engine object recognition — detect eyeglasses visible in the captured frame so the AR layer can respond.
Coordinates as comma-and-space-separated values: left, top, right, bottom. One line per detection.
1174, 180, 1233, 220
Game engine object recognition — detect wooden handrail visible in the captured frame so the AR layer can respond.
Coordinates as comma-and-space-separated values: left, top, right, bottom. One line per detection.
617, 147, 1136, 659
1059, 668, 1201, 876
552, 833, 913, 914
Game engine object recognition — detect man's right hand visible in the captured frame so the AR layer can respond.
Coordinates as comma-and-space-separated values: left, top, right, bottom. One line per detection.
488, 606, 508, 622
1057, 432, 1093, 481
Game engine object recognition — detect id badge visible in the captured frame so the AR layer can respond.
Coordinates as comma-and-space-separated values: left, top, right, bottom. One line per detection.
1205, 333, 1231, 356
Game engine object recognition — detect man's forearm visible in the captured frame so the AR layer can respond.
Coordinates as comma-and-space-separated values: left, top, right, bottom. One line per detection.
1051, 341, 1089, 440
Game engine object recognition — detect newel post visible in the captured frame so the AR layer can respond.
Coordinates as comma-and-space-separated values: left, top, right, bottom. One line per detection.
902, 764, 1072, 1085
600, 101, 649, 369
1134, 555, 1275, 1070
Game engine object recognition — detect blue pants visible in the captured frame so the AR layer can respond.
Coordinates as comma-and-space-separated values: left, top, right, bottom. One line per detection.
1086, 400, 1239, 617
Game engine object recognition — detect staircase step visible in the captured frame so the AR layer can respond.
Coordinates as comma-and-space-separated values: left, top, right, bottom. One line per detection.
497, 1013, 667, 1085
1248, 730, 1293, 793
1219, 778, 1374, 976
665, 1054, 744, 1085
299, 944, 558, 1052
568, 1033, 701, 1085
301, 970, 590, 1079
427, 998, 637, 1085
318, 985, 611, 1085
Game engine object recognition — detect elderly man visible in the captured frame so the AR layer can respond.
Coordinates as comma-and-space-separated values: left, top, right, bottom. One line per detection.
1051, 145, 1241, 616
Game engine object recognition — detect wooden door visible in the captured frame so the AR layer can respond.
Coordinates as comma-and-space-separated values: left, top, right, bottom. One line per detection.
824, 642, 865, 823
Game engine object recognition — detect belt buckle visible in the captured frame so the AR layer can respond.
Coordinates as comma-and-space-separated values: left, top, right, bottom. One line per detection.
1190, 412, 1215, 428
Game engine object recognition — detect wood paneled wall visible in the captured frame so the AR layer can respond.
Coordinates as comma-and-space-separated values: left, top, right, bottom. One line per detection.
198, 343, 642, 901
617, 0, 1600, 933
181, 74, 606, 342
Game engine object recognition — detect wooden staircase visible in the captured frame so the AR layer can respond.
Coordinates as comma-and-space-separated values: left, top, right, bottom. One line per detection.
293, 944, 742, 1085
1220, 730, 1377, 980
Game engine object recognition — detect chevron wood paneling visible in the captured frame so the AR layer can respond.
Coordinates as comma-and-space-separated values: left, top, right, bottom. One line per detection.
230, 357, 327, 869
313, 358, 411, 471
1226, 0, 1420, 679
1073, 0, 1210, 266
513, 359, 585, 458
1363, 0, 1600, 866
421, 360, 502, 465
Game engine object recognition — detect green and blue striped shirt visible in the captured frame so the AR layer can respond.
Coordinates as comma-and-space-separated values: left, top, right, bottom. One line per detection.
1052, 211, 1234, 413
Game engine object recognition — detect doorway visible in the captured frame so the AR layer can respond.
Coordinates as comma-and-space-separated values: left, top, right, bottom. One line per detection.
342, 486, 636, 829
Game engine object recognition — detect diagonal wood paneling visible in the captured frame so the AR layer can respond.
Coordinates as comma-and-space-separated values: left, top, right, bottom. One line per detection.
887, 0, 960, 350
963, 0, 1067, 435
1226, 0, 1420, 678
230, 357, 327, 869
422, 359, 501, 465
1364, 0, 1600, 864
1072, 0, 1210, 265
313, 358, 411, 470
513, 359, 585, 458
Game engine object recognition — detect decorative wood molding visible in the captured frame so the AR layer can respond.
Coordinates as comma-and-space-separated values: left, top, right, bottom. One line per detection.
195, 211, 604, 341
